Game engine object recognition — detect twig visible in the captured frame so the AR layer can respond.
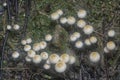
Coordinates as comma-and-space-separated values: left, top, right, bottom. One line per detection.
0, 67, 29, 70
21, 0, 31, 38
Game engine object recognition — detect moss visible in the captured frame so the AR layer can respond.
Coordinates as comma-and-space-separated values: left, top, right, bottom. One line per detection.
51, 25, 69, 52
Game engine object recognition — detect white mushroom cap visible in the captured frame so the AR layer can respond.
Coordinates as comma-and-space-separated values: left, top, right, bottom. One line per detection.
69, 55, 76, 64
51, 12, 59, 20
73, 32, 81, 39
43, 64, 51, 70
60, 17, 67, 24
77, 9, 87, 18
45, 34, 52, 41
75, 41, 83, 48
21, 40, 27, 45
12, 51, 20, 59
60, 53, 70, 63
46, 59, 50, 64
67, 16, 76, 25
49, 54, 60, 64
83, 25, 94, 35
27, 50, 36, 58
104, 47, 109, 53
77, 20, 86, 28
3, 2, 7, 7
7, 25, 12, 30
108, 30, 115, 37
70, 34, 77, 42
84, 39, 91, 46
33, 55, 42, 64
56, 9, 63, 16
13, 24, 20, 30
25, 56, 32, 62
39, 41, 47, 49
89, 52, 100, 63
89, 36, 97, 44
24, 45, 31, 52
55, 61, 67, 73
106, 41, 116, 50
33, 43, 41, 51
26, 38, 32, 44
40, 52, 49, 60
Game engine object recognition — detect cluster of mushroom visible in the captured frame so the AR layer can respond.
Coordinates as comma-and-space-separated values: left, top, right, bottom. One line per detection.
89, 29, 116, 63
51, 9, 100, 63
12, 33, 76, 73
46, 53, 76, 73
7, 24, 20, 30
104, 29, 116, 53
11, 8, 117, 72
12, 34, 52, 59
51, 9, 97, 49
70, 32, 97, 49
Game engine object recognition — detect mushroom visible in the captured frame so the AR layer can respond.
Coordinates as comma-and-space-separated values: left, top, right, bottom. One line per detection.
7, 25, 12, 30
13, 24, 20, 30
25, 56, 32, 62
106, 41, 116, 50
89, 36, 97, 44
39, 41, 47, 49
60, 53, 70, 63
77, 20, 86, 28
67, 16, 76, 25
83, 25, 94, 35
60, 17, 67, 24
73, 32, 81, 39
69, 55, 76, 64
49, 54, 60, 64
77, 9, 87, 18
12, 51, 20, 59
32, 55, 42, 64
40, 52, 49, 60
43, 64, 51, 70
108, 29, 115, 37
33, 43, 41, 51
75, 40, 83, 49
45, 34, 52, 42
55, 61, 67, 73
26, 38, 32, 44
24, 45, 31, 52
56, 9, 63, 16
21, 40, 27, 45
89, 52, 100, 63
27, 50, 36, 58
84, 38, 91, 46
51, 12, 60, 20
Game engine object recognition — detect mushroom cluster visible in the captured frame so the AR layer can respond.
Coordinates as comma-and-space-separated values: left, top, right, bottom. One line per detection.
104, 29, 116, 53
50, 9, 99, 63
10, 8, 117, 73
7, 24, 20, 30
50, 9, 98, 50
12, 33, 76, 73
50, 9, 117, 64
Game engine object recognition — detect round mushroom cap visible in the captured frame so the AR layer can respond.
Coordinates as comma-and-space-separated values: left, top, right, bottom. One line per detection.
49, 54, 60, 64
60, 53, 70, 63
55, 61, 67, 73
106, 41, 116, 50
83, 25, 94, 35
33, 55, 42, 64
77, 9, 87, 18
89, 52, 100, 63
